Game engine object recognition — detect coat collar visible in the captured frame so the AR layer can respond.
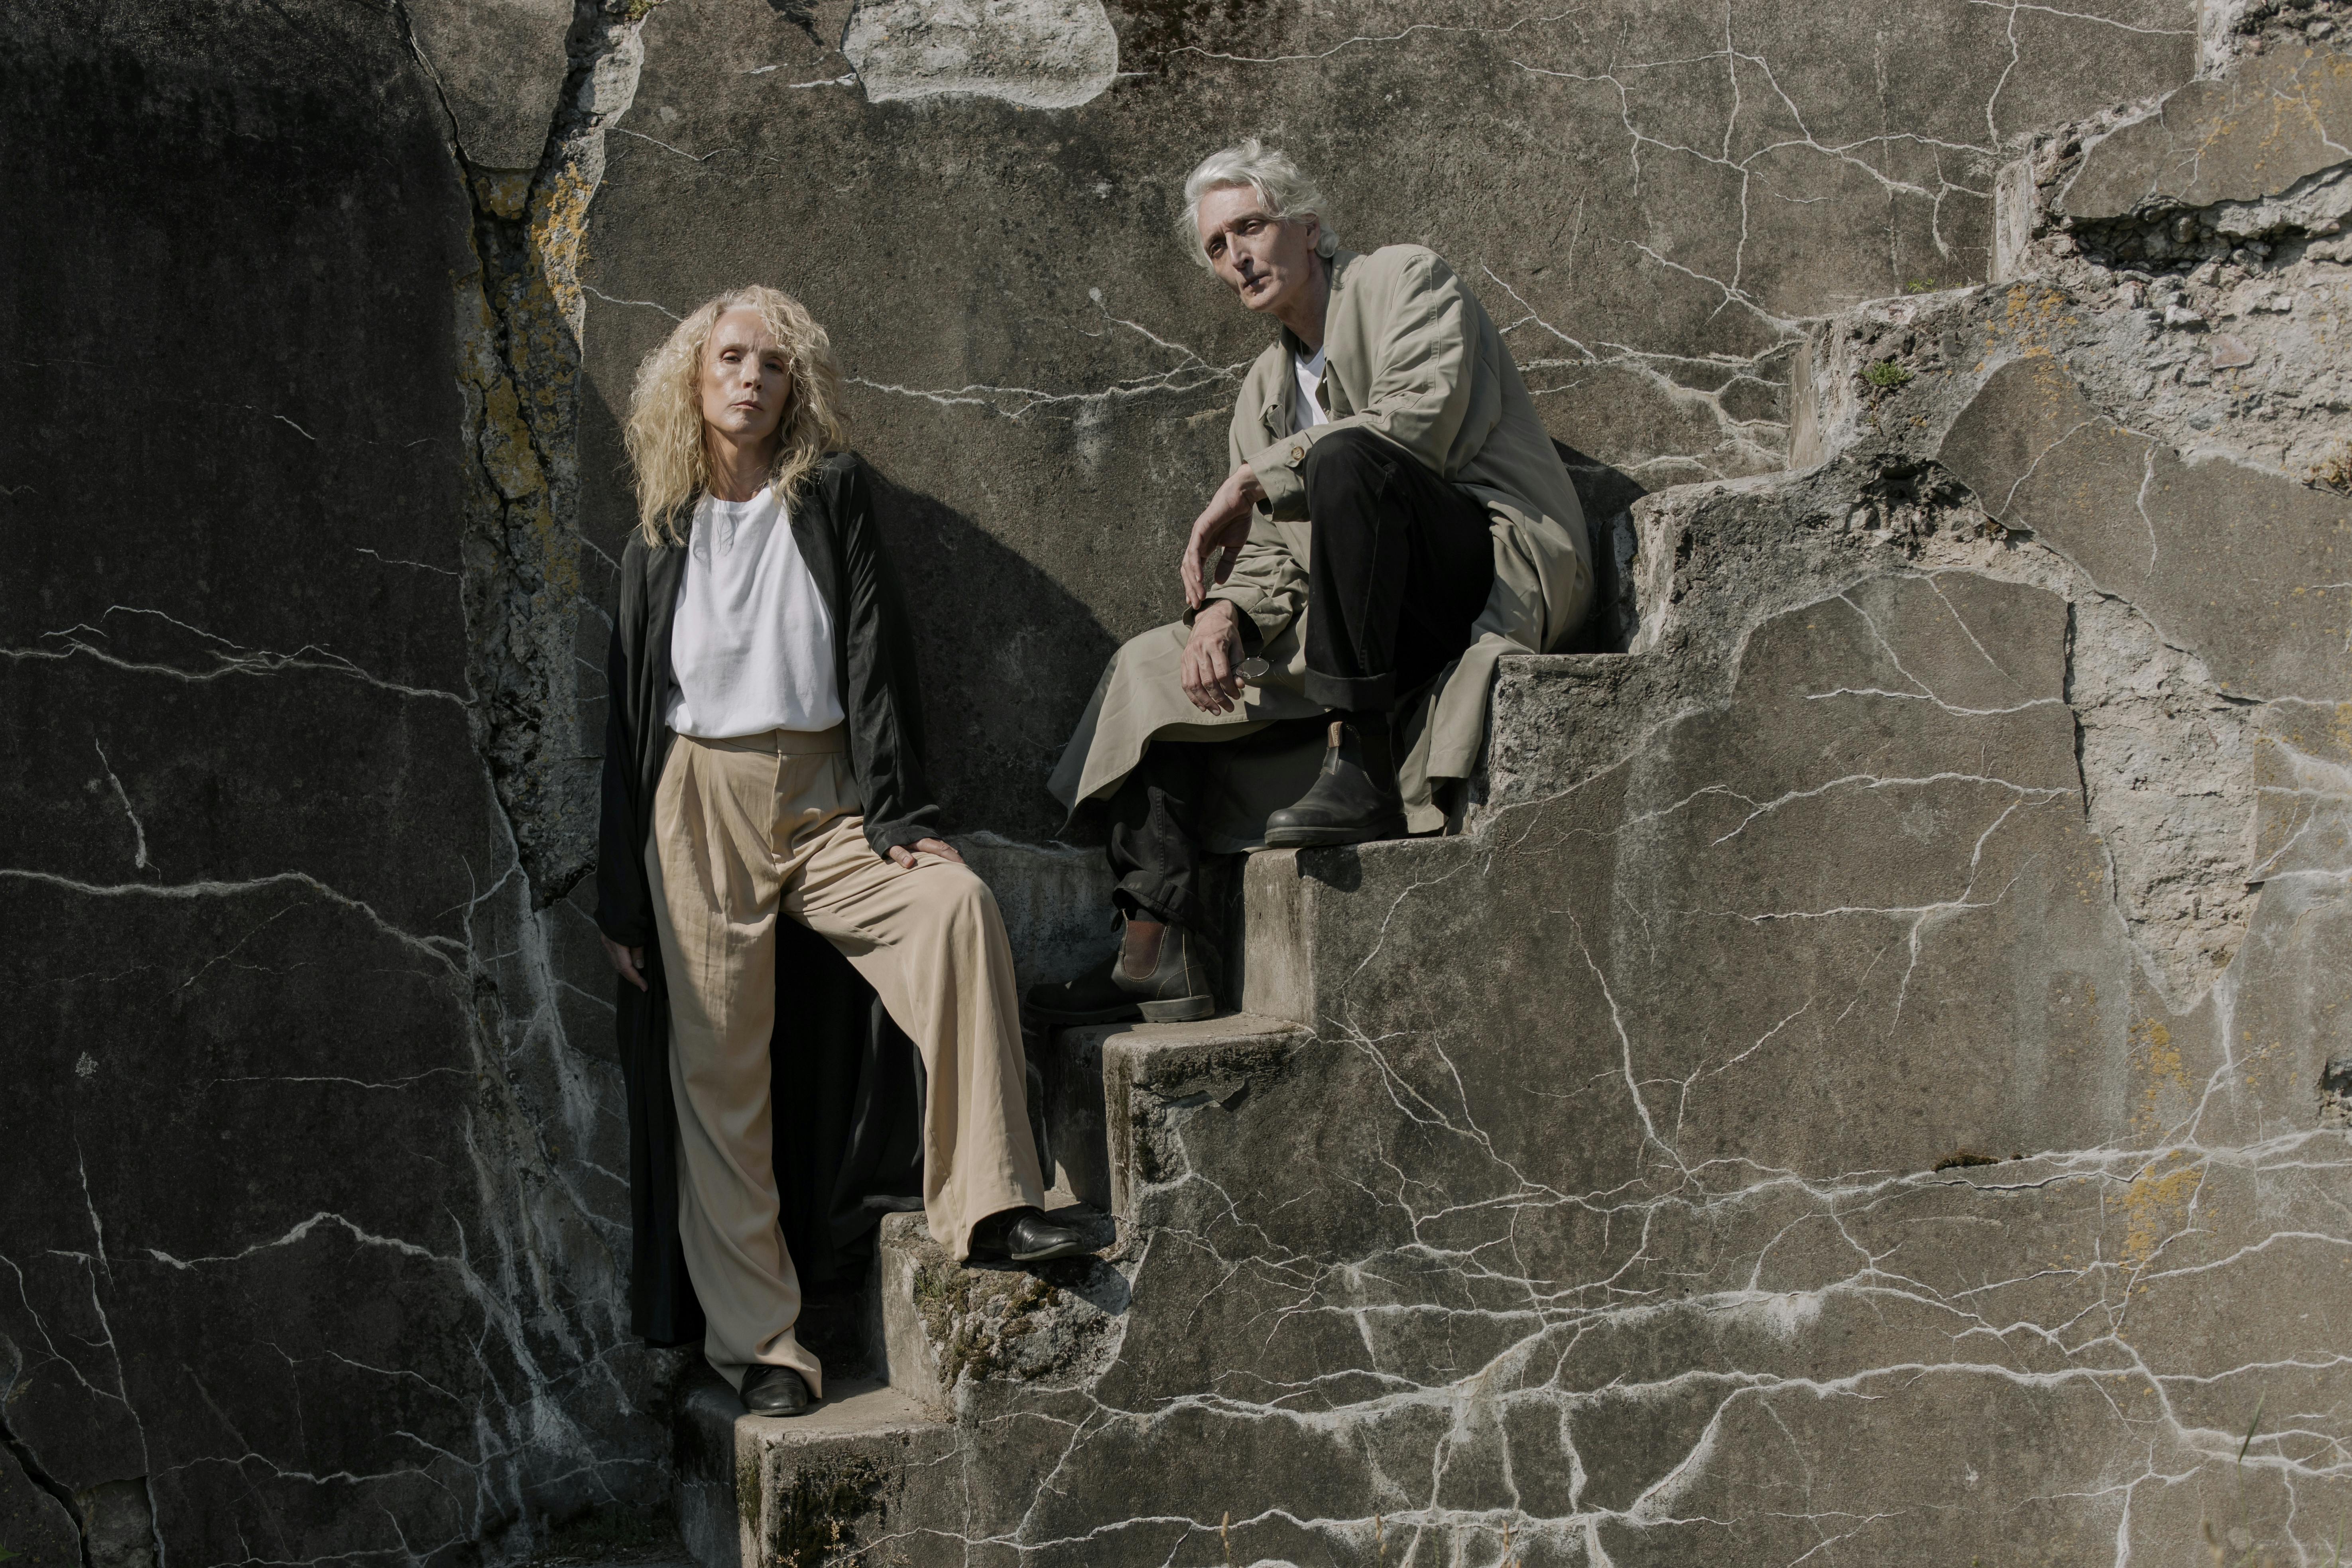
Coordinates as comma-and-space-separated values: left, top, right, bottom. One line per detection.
1261, 250, 1358, 441
1274, 248, 1358, 361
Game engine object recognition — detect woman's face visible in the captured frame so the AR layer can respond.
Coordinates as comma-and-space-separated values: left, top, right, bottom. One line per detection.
699, 306, 793, 449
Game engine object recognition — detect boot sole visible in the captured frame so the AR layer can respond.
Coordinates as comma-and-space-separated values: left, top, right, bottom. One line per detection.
1261, 816, 1407, 850
1007, 1237, 1096, 1263
1137, 994, 1216, 1023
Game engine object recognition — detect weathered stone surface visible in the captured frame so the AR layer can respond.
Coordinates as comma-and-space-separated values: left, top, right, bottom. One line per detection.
3, 2, 679, 1559
1766, 262, 2352, 1008
0, 1446, 79, 1568
844, 482, 2352, 1563
404, 0, 577, 170
23, 0, 2352, 1560
1940, 357, 2352, 699
872, 1206, 1122, 1411
842, 0, 1119, 107
2064, 45, 2352, 221
673, 1378, 953, 1568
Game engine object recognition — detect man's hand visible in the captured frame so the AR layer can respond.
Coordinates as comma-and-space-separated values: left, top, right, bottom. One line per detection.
1180, 462, 1265, 609
601, 933, 649, 992
888, 837, 965, 868
1181, 599, 1248, 714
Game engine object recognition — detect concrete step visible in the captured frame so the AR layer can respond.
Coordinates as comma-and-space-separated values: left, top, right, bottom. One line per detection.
673, 1372, 954, 1568
1035, 1010, 1311, 1218
870, 1195, 1123, 1413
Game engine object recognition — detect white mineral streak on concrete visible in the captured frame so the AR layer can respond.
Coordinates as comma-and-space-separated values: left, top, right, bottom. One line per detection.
6, 605, 468, 706
842, 0, 1118, 108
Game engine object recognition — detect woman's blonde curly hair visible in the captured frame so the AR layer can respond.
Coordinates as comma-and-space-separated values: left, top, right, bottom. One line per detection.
624, 285, 848, 547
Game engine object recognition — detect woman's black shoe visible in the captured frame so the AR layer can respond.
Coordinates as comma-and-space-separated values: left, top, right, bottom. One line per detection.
968, 1206, 1093, 1264
740, 1365, 813, 1417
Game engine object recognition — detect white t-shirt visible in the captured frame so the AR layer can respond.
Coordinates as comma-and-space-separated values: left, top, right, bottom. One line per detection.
1291, 345, 1329, 433
664, 486, 844, 739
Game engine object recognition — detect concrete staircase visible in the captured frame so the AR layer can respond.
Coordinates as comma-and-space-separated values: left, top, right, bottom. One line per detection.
673, 821, 1427, 1558
669, 35, 2352, 1549
670, 857, 1331, 1564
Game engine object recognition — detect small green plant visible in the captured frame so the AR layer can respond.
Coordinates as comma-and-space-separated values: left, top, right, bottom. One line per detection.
1864, 359, 1915, 389
1906, 278, 1938, 293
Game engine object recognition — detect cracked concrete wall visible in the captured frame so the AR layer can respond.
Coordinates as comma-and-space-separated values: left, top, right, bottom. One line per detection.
11, 0, 2348, 1560
2, 2, 681, 1562
793, 23, 2352, 1568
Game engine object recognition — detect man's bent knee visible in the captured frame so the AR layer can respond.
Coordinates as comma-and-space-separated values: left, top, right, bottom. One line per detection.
1298, 427, 1394, 493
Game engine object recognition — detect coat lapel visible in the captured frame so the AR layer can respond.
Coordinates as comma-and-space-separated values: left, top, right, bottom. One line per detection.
789, 473, 844, 632
1264, 359, 1293, 445
642, 510, 688, 722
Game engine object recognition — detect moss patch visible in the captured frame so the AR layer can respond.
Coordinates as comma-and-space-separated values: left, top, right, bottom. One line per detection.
773, 1456, 888, 1568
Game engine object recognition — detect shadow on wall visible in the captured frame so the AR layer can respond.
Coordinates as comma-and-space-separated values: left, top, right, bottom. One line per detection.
861, 462, 1119, 845
1552, 438, 1645, 654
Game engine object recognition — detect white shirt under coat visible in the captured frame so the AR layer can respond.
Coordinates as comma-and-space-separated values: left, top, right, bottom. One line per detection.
1291, 345, 1329, 433
664, 486, 844, 739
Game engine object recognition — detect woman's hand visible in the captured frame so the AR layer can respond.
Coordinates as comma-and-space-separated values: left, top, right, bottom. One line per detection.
1180, 463, 1264, 609
601, 933, 649, 992
888, 837, 964, 868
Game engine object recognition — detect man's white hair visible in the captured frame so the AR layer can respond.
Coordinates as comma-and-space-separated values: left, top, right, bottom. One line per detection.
1178, 139, 1341, 271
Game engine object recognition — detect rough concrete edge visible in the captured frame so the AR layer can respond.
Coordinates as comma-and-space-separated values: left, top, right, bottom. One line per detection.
390, 0, 657, 909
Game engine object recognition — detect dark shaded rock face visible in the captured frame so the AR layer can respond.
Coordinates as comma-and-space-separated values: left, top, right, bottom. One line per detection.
2, 2, 676, 1560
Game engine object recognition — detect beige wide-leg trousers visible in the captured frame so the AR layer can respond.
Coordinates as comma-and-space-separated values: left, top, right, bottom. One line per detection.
645, 727, 1048, 1394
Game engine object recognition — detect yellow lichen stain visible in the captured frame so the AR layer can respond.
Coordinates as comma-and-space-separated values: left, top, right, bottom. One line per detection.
529, 159, 596, 337
2128, 1017, 2189, 1139
471, 170, 532, 222
2120, 1150, 2202, 1274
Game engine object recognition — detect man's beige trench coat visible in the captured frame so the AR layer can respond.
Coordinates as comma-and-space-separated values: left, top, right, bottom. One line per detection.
1047, 244, 1594, 844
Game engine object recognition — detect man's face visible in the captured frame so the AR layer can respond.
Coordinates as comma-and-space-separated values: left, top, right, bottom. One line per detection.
1195, 184, 1320, 318
699, 306, 793, 448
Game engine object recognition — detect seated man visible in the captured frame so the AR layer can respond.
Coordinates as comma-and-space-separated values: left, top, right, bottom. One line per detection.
1031, 141, 1594, 1025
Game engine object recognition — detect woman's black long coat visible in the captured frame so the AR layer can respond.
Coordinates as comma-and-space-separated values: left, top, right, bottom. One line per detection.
594, 451, 934, 1347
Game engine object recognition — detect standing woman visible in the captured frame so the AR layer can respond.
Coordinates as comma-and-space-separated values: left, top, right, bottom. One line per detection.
594, 286, 1086, 1418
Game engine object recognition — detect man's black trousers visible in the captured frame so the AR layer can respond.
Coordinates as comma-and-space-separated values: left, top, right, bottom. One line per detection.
1108, 430, 1495, 927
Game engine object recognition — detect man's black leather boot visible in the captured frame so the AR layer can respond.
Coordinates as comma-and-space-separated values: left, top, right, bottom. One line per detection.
740, 1365, 812, 1417
1024, 917, 1220, 1025
968, 1206, 1094, 1264
1262, 713, 1407, 848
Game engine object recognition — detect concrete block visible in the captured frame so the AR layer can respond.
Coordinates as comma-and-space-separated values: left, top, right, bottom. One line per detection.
674, 1375, 952, 1568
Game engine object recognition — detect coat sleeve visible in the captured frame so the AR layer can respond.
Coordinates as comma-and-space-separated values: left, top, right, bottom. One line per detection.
834, 456, 945, 858
593, 556, 657, 946
1244, 251, 1498, 521
1199, 394, 1307, 649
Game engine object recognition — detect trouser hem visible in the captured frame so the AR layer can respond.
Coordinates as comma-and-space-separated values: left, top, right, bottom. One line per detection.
1303, 669, 1395, 712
